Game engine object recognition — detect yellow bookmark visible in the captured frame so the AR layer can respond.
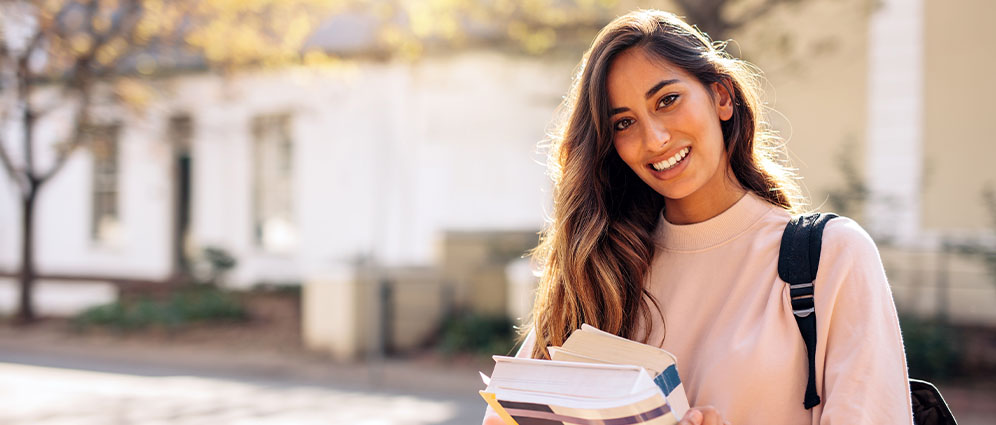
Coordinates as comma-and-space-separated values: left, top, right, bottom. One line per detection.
479, 391, 520, 425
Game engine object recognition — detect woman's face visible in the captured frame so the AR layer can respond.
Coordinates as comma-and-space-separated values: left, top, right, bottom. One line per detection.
607, 47, 736, 206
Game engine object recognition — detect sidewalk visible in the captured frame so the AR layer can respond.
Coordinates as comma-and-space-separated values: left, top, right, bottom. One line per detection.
2, 323, 992, 425
0, 324, 490, 425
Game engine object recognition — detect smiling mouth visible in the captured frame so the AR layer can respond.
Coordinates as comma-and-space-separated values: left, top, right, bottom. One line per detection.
649, 147, 690, 171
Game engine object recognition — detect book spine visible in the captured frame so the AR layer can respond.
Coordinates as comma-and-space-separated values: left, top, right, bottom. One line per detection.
653, 364, 682, 396
652, 364, 689, 420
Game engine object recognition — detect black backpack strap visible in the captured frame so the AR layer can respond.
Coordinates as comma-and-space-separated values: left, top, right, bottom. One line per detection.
779, 212, 838, 409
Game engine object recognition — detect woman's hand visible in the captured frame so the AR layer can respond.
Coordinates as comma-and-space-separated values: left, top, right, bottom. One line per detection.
482, 412, 504, 425
482, 406, 505, 425
678, 406, 731, 425
484, 405, 730, 425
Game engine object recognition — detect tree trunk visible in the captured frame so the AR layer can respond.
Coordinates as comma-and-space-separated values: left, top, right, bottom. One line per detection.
14, 54, 40, 323
17, 184, 37, 323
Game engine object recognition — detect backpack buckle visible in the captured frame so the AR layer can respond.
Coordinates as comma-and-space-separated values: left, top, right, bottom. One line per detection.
790, 282, 815, 318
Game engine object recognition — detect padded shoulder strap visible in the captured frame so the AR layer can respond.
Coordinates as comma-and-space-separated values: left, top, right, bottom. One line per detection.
778, 212, 838, 410
778, 213, 839, 284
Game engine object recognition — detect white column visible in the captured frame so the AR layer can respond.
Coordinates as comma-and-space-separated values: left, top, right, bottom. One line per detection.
865, 0, 925, 245
506, 258, 537, 324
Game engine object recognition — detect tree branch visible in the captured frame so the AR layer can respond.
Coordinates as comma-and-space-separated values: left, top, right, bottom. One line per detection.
22, 0, 137, 188
0, 31, 8, 97
68, 0, 142, 84
37, 87, 92, 186
44, 0, 77, 42
16, 40, 36, 182
18, 27, 46, 66
674, 0, 731, 41
725, 0, 803, 33
0, 33, 9, 64
0, 134, 28, 196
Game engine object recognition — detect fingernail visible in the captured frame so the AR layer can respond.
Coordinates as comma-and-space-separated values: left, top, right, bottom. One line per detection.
687, 410, 702, 425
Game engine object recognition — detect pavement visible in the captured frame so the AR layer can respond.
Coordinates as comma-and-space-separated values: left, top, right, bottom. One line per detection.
1, 328, 993, 425
0, 332, 490, 425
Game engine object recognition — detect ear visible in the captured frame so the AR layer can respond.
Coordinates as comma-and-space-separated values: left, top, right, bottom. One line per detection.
711, 81, 734, 122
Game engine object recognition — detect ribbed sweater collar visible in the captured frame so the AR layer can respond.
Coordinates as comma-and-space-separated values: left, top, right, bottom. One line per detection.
655, 191, 775, 252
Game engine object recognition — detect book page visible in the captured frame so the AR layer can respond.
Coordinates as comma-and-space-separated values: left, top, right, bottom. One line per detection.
548, 347, 610, 364
488, 356, 647, 399
560, 324, 678, 376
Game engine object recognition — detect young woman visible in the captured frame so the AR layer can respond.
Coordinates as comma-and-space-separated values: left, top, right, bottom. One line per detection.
484, 9, 912, 425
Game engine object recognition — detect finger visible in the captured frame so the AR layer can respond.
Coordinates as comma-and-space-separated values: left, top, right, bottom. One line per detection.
677, 408, 703, 425
697, 406, 723, 425
483, 416, 504, 425
483, 406, 506, 425
482, 413, 505, 425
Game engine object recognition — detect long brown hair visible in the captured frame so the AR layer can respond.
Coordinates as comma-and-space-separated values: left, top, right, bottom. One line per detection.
525, 10, 803, 359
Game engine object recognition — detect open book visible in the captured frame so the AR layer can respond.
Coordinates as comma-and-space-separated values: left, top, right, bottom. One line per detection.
481, 324, 690, 425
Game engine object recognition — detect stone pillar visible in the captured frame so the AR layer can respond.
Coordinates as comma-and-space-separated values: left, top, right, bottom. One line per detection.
302, 265, 381, 361
865, 0, 925, 245
506, 258, 537, 325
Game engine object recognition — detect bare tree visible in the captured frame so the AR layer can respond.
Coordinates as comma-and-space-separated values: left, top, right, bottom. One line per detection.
379, 0, 849, 60
674, 0, 807, 42
0, 0, 349, 322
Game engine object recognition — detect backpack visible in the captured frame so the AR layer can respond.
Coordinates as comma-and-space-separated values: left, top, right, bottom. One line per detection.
778, 213, 958, 425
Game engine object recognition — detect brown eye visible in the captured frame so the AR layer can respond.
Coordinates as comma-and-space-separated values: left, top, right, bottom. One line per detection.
657, 94, 679, 109
614, 118, 634, 131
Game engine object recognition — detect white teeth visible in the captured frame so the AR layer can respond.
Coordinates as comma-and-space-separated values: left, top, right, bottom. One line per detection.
651, 147, 689, 171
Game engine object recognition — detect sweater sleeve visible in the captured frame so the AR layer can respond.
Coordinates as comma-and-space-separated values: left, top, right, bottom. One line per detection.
812, 218, 914, 425
516, 327, 537, 358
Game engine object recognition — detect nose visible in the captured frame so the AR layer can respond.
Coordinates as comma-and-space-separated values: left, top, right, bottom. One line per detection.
642, 120, 670, 151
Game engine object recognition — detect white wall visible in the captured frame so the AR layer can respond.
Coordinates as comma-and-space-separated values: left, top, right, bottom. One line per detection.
0, 50, 573, 291
0, 91, 173, 280
190, 51, 570, 286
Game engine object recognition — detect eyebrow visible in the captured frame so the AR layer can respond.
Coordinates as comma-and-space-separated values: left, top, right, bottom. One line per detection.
609, 79, 681, 116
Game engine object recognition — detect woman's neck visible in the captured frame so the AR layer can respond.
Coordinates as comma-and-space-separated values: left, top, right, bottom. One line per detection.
664, 170, 747, 225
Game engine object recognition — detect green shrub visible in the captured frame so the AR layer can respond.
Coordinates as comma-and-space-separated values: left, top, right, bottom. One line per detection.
250, 282, 302, 296
200, 246, 237, 285
74, 285, 247, 331
900, 314, 963, 381
439, 312, 517, 356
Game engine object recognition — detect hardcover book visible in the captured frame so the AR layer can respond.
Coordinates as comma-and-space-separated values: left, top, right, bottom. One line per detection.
481, 324, 690, 425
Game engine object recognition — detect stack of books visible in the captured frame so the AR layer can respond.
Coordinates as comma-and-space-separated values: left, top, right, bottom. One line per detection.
481, 324, 690, 425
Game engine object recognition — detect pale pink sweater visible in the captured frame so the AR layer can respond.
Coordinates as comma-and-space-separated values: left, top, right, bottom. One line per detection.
517, 192, 914, 425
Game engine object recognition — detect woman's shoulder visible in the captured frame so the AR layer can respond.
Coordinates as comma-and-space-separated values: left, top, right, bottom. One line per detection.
760, 210, 878, 262
813, 215, 890, 296
820, 215, 880, 260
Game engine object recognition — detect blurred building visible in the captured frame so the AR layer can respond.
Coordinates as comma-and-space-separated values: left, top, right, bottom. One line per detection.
0, 18, 572, 318
741, 0, 996, 325
1, 0, 994, 336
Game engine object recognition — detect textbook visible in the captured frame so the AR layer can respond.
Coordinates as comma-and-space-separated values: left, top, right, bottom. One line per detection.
481, 324, 690, 425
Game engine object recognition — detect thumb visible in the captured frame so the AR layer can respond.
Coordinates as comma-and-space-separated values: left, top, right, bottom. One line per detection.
678, 409, 703, 425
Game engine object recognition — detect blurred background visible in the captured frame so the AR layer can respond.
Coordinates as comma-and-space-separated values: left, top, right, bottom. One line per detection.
0, 0, 993, 423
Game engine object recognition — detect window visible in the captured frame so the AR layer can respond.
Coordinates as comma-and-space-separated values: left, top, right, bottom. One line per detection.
169, 114, 194, 271
90, 124, 121, 243
251, 114, 296, 252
